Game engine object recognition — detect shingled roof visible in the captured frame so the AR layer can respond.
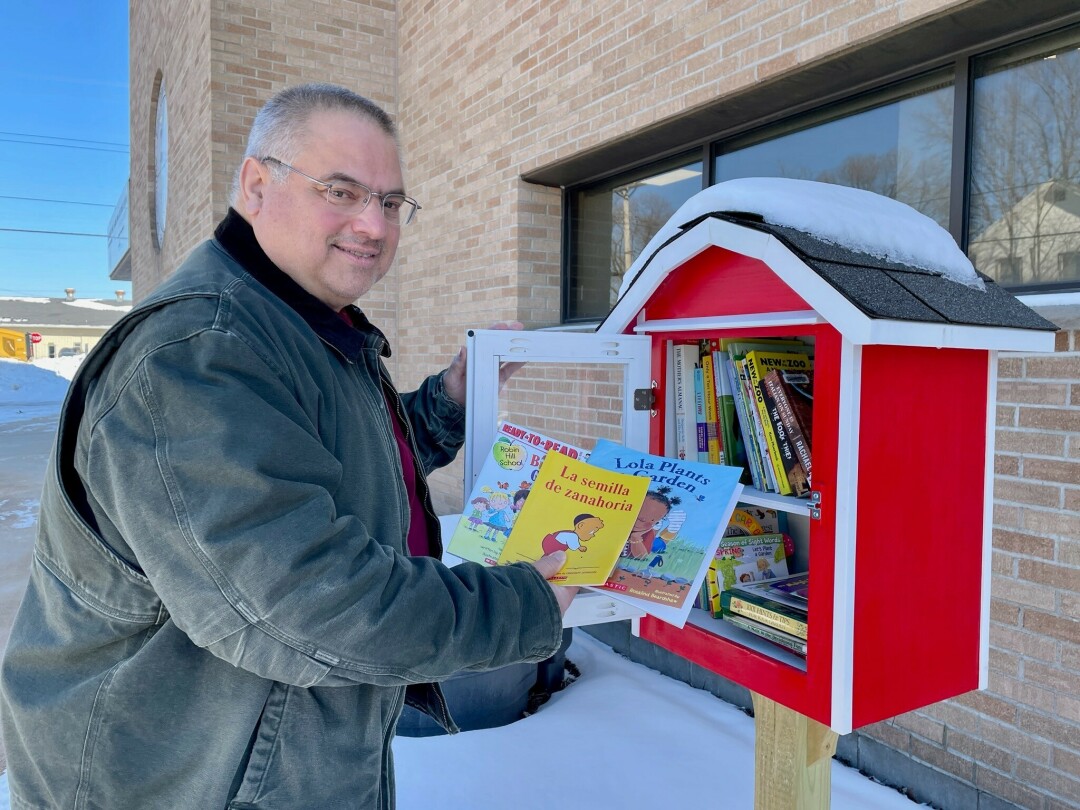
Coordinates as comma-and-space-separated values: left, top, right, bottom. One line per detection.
0, 297, 131, 330
704, 212, 1058, 332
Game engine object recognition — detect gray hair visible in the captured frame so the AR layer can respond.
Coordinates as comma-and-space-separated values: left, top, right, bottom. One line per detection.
231, 83, 398, 204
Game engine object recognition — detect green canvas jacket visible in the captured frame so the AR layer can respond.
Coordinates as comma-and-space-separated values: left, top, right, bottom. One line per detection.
0, 212, 563, 809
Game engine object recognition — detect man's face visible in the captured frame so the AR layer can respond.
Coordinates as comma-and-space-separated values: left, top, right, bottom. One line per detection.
241, 109, 405, 311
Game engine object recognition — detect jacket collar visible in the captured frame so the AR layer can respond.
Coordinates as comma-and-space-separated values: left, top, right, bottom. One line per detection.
214, 208, 391, 359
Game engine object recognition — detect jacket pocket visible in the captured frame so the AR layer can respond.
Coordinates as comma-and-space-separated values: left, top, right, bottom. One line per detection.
227, 681, 289, 807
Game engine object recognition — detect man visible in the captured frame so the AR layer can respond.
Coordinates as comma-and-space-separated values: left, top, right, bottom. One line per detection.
0, 83, 575, 809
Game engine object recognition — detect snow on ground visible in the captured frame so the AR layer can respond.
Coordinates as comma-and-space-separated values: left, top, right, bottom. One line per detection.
0, 353, 923, 809
0, 634, 923, 809
0, 357, 81, 424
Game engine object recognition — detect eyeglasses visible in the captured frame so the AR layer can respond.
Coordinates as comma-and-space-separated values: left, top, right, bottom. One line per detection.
260, 157, 421, 225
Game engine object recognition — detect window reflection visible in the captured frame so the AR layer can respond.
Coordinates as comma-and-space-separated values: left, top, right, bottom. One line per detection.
714, 73, 954, 229
568, 159, 702, 321
968, 31, 1080, 287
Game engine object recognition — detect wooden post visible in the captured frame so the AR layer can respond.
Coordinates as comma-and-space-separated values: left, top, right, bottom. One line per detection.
751, 691, 839, 810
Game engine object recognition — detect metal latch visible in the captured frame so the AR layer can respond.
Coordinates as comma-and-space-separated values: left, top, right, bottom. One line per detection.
809, 490, 823, 520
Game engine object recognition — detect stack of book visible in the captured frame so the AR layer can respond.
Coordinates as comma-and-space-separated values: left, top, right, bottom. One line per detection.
669, 337, 815, 497
720, 571, 809, 658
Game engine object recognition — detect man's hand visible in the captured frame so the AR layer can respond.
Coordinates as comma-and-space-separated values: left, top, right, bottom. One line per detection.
531, 551, 579, 616
442, 321, 524, 407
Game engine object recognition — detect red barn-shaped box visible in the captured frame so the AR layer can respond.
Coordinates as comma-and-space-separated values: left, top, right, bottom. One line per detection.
462, 182, 1057, 735
589, 200, 1058, 733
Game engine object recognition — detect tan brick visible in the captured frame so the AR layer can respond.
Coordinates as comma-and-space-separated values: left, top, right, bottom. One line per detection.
993, 528, 1056, 559
1016, 758, 1080, 806
1024, 508, 1080, 538
976, 764, 1052, 810
1025, 354, 1080, 380
1016, 558, 1080, 591
910, 736, 975, 782
1018, 406, 1080, 433
993, 478, 1062, 508
946, 729, 1015, 774
1023, 610, 1080, 646
998, 380, 1069, 405
995, 430, 1067, 456
990, 576, 1057, 611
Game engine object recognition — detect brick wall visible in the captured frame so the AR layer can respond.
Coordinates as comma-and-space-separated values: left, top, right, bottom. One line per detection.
129, 0, 212, 298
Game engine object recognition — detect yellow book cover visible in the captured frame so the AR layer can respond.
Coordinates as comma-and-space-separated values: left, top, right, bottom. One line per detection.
497, 451, 650, 586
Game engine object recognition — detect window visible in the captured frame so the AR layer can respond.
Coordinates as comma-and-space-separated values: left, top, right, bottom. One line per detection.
566, 157, 702, 322
562, 20, 1080, 319
968, 29, 1080, 288
715, 72, 954, 230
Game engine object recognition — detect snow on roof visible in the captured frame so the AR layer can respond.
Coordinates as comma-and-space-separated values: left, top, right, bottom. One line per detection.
62, 299, 132, 312
618, 178, 984, 300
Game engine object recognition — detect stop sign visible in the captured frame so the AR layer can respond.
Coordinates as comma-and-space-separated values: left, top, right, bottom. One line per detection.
29, 332, 42, 344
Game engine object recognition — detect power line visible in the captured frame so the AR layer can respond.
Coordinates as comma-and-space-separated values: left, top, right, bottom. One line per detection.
0, 227, 111, 238
0, 130, 129, 149
0, 136, 127, 153
0, 194, 115, 208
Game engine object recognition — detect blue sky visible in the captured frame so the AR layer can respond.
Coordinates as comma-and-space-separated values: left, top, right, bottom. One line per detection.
0, 2, 130, 300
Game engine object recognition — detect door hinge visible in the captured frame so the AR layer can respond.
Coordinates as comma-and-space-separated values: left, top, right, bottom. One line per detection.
633, 383, 657, 414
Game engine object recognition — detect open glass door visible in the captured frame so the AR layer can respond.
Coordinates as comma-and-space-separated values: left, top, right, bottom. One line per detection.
461, 328, 653, 627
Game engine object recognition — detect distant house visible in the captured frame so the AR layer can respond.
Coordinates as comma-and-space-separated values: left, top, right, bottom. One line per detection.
0, 291, 131, 360
968, 179, 1080, 286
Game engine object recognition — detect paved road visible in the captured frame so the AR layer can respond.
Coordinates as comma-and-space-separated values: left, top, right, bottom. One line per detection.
0, 413, 57, 774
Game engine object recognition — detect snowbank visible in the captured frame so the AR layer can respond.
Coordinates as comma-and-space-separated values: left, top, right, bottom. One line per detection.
0, 357, 78, 423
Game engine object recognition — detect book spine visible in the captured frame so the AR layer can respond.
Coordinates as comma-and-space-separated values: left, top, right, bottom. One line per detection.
744, 353, 789, 494
721, 590, 808, 639
760, 371, 809, 497
672, 343, 691, 460
693, 366, 710, 463
699, 341, 723, 464
723, 613, 807, 656
713, 348, 739, 469
765, 370, 812, 483
727, 354, 767, 491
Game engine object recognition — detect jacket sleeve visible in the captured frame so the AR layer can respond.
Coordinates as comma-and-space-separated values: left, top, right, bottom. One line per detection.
81, 328, 563, 689
398, 370, 465, 474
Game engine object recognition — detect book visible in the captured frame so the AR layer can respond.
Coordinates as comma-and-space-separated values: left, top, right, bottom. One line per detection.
722, 612, 807, 657
744, 349, 813, 494
693, 366, 710, 463
763, 367, 814, 485
586, 439, 744, 628
709, 532, 793, 617
671, 343, 700, 461
723, 355, 767, 490
698, 340, 723, 464
445, 422, 588, 566
497, 450, 650, 586
744, 351, 800, 496
724, 506, 781, 537
757, 570, 810, 610
725, 339, 811, 493
710, 340, 743, 472
720, 587, 808, 640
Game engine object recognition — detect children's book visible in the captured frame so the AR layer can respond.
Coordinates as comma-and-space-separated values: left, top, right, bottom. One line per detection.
445, 422, 588, 566
720, 587, 808, 640
710, 532, 794, 618
586, 439, 744, 628
496, 450, 650, 586
722, 612, 807, 657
